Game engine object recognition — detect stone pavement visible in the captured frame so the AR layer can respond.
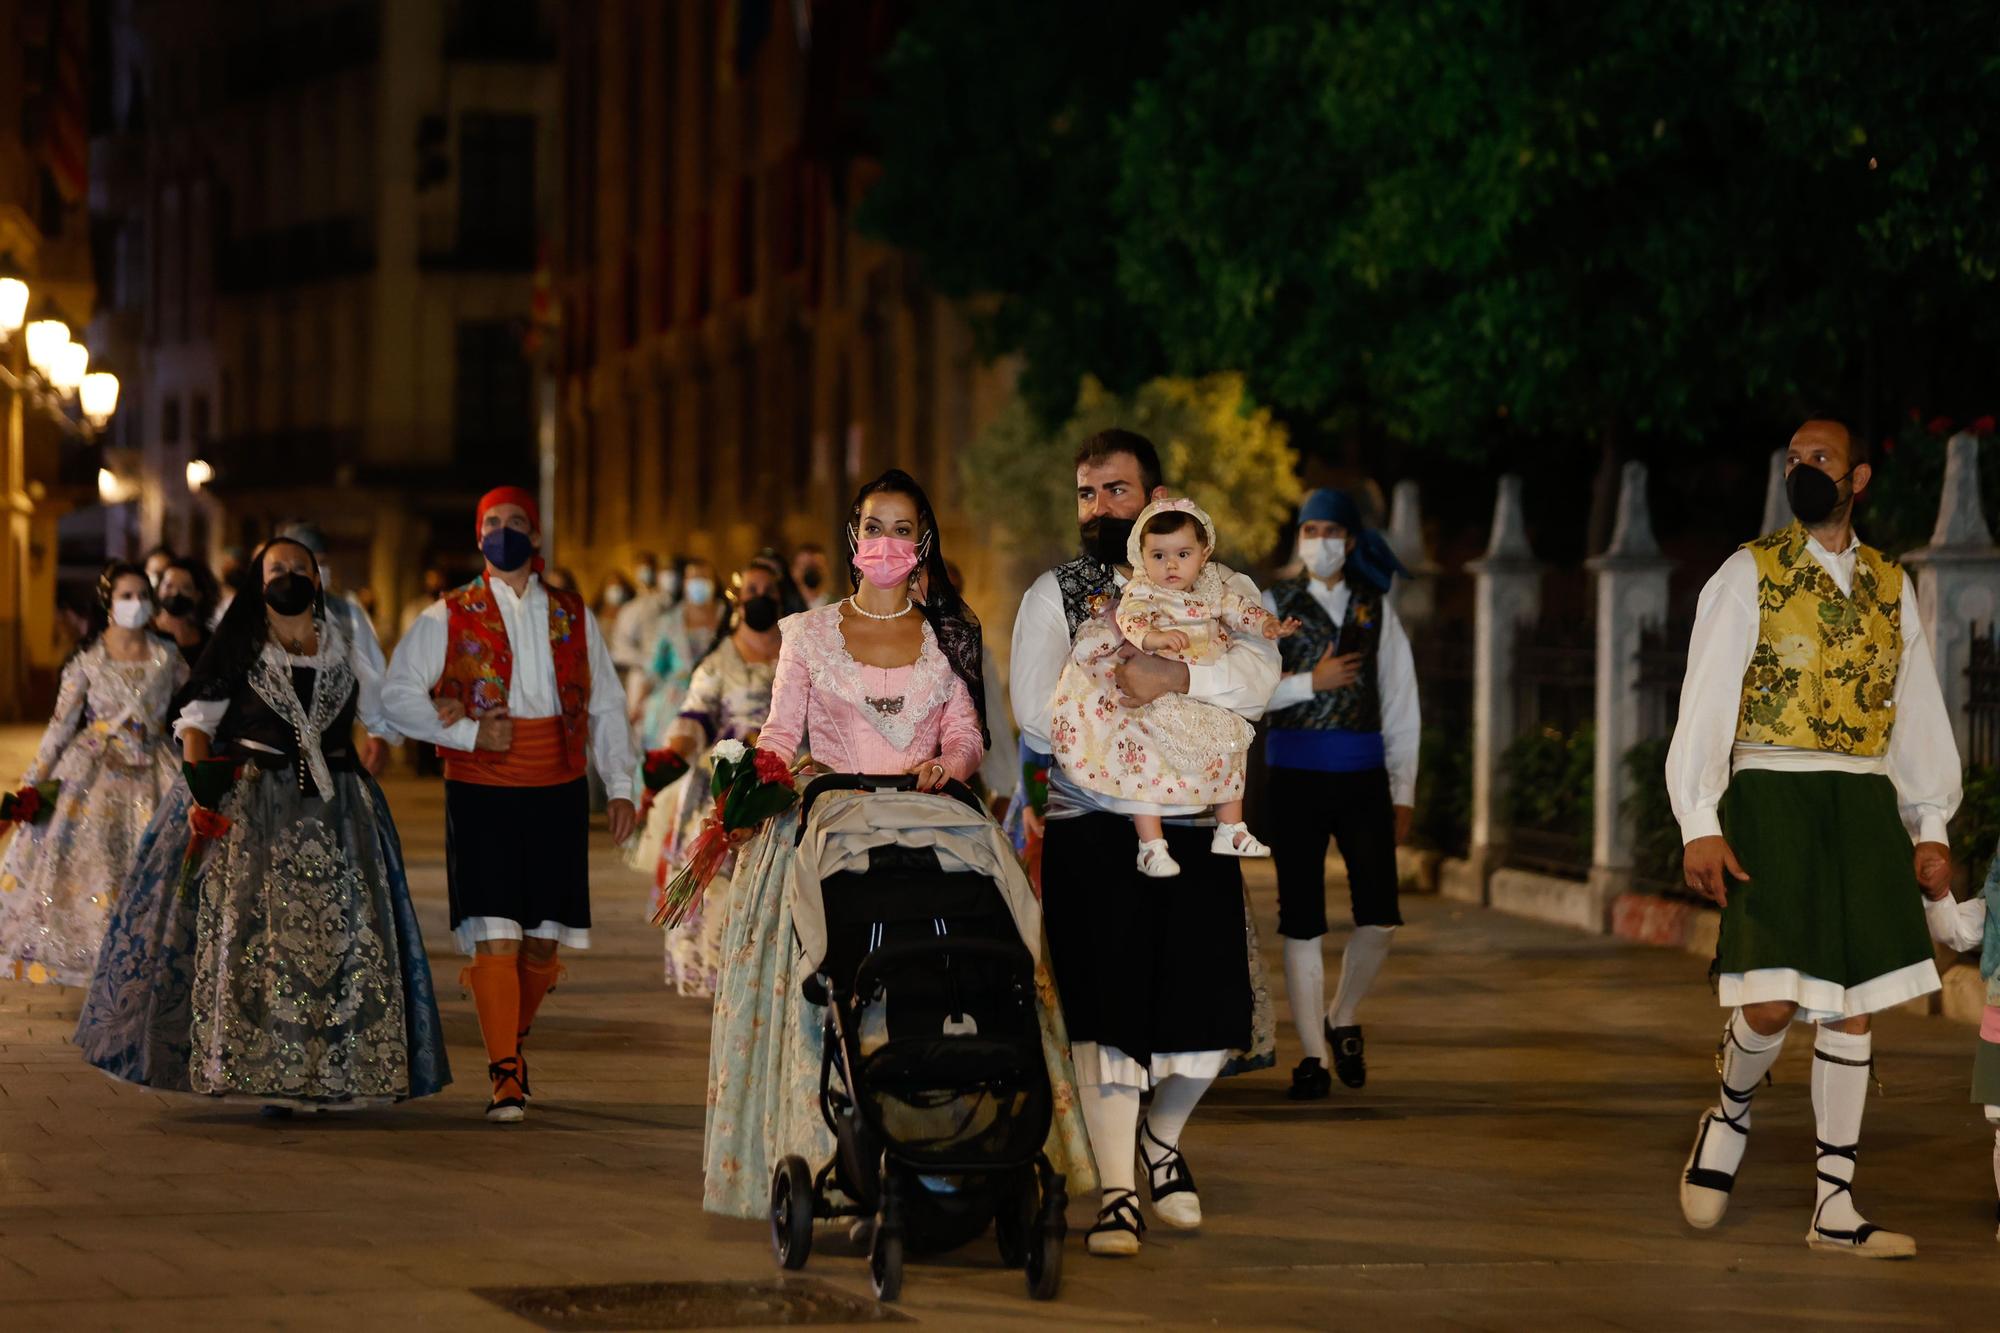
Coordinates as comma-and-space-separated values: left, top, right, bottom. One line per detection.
1, 739, 1996, 1330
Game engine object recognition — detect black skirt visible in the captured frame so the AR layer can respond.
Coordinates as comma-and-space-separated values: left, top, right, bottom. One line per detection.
444, 778, 591, 934
1040, 812, 1252, 1064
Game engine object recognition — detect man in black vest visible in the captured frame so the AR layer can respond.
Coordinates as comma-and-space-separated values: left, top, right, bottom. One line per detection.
1010, 429, 1278, 1256
1262, 489, 1418, 1098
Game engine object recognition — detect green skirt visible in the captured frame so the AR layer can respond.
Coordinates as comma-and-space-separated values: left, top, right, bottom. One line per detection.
1716, 768, 1939, 1020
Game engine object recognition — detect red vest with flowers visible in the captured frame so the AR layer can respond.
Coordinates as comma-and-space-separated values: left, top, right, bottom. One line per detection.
432, 574, 592, 784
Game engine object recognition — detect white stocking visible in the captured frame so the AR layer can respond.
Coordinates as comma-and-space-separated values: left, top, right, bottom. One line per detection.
1077, 1081, 1140, 1199
1144, 1073, 1213, 1150
1328, 925, 1396, 1028
1695, 1009, 1786, 1179
1283, 937, 1327, 1062
1810, 1025, 1873, 1235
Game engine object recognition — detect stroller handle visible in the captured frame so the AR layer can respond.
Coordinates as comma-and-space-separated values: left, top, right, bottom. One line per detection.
797, 772, 984, 837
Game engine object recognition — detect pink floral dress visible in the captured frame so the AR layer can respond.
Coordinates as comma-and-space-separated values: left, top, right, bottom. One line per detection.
1049, 562, 1270, 812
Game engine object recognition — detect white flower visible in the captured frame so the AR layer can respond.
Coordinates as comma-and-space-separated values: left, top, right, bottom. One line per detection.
711, 739, 748, 765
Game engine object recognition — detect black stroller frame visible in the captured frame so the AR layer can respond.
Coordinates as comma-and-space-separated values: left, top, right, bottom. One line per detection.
769, 774, 1067, 1302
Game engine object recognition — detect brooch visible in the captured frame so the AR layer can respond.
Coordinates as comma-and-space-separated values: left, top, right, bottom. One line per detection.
866, 696, 906, 716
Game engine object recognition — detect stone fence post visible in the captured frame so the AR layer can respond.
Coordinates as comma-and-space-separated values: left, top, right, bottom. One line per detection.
1903, 433, 2000, 763
1385, 479, 1441, 636
1584, 462, 1673, 904
1760, 448, 1790, 536
1465, 475, 1542, 898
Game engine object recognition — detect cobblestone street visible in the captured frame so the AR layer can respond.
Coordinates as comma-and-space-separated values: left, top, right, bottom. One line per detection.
1, 743, 1995, 1330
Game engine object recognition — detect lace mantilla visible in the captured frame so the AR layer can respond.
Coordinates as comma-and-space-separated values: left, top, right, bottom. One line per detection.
246, 611, 355, 800
1054, 554, 1117, 638
792, 605, 953, 753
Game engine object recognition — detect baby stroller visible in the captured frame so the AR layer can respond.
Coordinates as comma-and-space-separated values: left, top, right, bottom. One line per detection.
770, 773, 1067, 1302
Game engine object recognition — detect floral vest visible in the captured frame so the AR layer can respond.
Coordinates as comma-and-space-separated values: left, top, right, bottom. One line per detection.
1735, 522, 1902, 756
433, 574, 592, 773
1267, 575, 1384, 733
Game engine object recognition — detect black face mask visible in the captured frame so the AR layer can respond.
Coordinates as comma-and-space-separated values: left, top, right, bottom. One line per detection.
799, 567, 824, 592
1786, 464, 1850, 526
264, 574, 317, 616
740, 595, 781, 633
161, 593, 198, 619
1080, 516, 1136, 567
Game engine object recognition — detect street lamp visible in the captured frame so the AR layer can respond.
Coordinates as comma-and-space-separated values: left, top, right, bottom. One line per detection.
24, 319, 68, 376
81, 371, 120, 427
185, 458, 213, 491
0, 279, 26, 339
97, 467, 123, 505
50, 340, 88, 396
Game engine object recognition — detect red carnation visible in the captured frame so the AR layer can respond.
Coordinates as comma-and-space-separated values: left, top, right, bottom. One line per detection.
1928, 415, 1955, 437
752, 747, 793, 786
1973, 415, 1997, 436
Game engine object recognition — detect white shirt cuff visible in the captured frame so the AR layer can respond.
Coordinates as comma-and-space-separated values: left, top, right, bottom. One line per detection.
1914, 810, 1950, 847
1267, 673, 1314, 713
1185, 661, 1226, 700
1679, 807, 1723, 844
441, 718, 480, 753
1924, 894, 1986, 952
1390, 775, 1416, 809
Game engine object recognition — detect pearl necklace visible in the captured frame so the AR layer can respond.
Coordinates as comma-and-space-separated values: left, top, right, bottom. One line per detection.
845, 595, 915, 622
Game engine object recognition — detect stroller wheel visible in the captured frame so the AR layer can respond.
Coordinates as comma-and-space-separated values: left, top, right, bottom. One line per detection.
1024, 1221, 1063, 1301
770, 1156, 815, 1271
869, 1225, 905, 1302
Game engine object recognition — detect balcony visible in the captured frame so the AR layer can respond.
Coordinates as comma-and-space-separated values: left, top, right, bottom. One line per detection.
217, 217, 376, 294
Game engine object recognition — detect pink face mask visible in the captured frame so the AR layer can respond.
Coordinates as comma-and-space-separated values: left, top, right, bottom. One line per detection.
853, 535, 922, 590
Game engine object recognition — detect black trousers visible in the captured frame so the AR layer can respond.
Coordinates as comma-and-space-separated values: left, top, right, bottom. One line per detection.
1041, 812, 1252, 1065
1268, 766, 1402, 939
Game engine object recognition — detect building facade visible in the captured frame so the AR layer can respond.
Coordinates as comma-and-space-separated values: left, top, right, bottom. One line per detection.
1, 0, 101, 717
94, 0, 560, 635
554, 1, 1017, 634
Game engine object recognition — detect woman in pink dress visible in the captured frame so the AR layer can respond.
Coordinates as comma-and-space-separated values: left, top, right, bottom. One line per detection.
702, 469, 1096, 1219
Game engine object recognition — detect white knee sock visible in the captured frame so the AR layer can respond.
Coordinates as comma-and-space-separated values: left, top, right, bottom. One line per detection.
1328, 925, 1396, 1028
1077, 1081, 1140, 1199
1144, 1073, 1213, 1151
1696, 1009, 1786, 1178
1283, 937, 1328, 1062
1810, 1026, 1873, 1234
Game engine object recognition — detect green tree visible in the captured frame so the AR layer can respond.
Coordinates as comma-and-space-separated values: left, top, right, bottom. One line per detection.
961, 373, 1302, 571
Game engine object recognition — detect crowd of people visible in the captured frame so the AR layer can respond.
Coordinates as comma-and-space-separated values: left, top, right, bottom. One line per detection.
1, 417, 1994, 1265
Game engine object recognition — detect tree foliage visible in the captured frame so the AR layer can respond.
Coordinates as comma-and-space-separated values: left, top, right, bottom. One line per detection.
865, 2, 2000, 476
960, 373, 1302, 571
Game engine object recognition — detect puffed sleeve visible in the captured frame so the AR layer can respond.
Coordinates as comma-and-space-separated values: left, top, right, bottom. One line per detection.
26, 655, 88, 783
757, 629, 812, 766
937, 669, 986, 782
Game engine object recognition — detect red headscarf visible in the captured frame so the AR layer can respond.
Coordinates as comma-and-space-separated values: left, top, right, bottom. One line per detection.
475, 486, 540, 536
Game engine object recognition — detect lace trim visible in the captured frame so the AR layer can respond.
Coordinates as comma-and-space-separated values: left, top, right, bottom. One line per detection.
245, 612, 355, 800
792, 605, 952, 753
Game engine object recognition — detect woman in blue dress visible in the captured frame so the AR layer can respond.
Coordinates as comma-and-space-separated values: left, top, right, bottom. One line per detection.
74, 536, 449, 1111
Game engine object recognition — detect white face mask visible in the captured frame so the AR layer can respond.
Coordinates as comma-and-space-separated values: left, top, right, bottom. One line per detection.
603, 586, 630, 608
1299, 536, 1347, 580
683, 577, 715, 607
661, 571, 681, 599
635, 565, 657, 588
111, 597, 153, 630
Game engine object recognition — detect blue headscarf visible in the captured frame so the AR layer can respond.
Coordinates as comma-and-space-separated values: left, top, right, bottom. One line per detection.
1299, 488, 1408, 595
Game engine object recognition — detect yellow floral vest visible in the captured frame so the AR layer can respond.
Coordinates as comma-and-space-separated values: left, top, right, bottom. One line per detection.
1735, 522, 1902, 755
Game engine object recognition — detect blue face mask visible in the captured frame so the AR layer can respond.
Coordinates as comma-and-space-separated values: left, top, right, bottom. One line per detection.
481, 527, 535, 573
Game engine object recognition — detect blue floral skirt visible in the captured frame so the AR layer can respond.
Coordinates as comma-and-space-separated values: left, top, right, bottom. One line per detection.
73, 767, 450, 1105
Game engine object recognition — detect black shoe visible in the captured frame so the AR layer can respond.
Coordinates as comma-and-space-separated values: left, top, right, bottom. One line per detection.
1327, 1023, 1367, 1089
1286, 1057, 1332, 1101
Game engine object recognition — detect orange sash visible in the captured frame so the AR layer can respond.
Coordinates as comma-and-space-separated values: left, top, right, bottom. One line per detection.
442, 716, 586, 788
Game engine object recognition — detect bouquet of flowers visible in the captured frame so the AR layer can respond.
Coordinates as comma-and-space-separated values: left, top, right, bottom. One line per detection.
638, 747, 690, 817
0, 780, 60, 830
1020, 758, 1051, 897
176, 759, 242, 899
650, 739, 802, 929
